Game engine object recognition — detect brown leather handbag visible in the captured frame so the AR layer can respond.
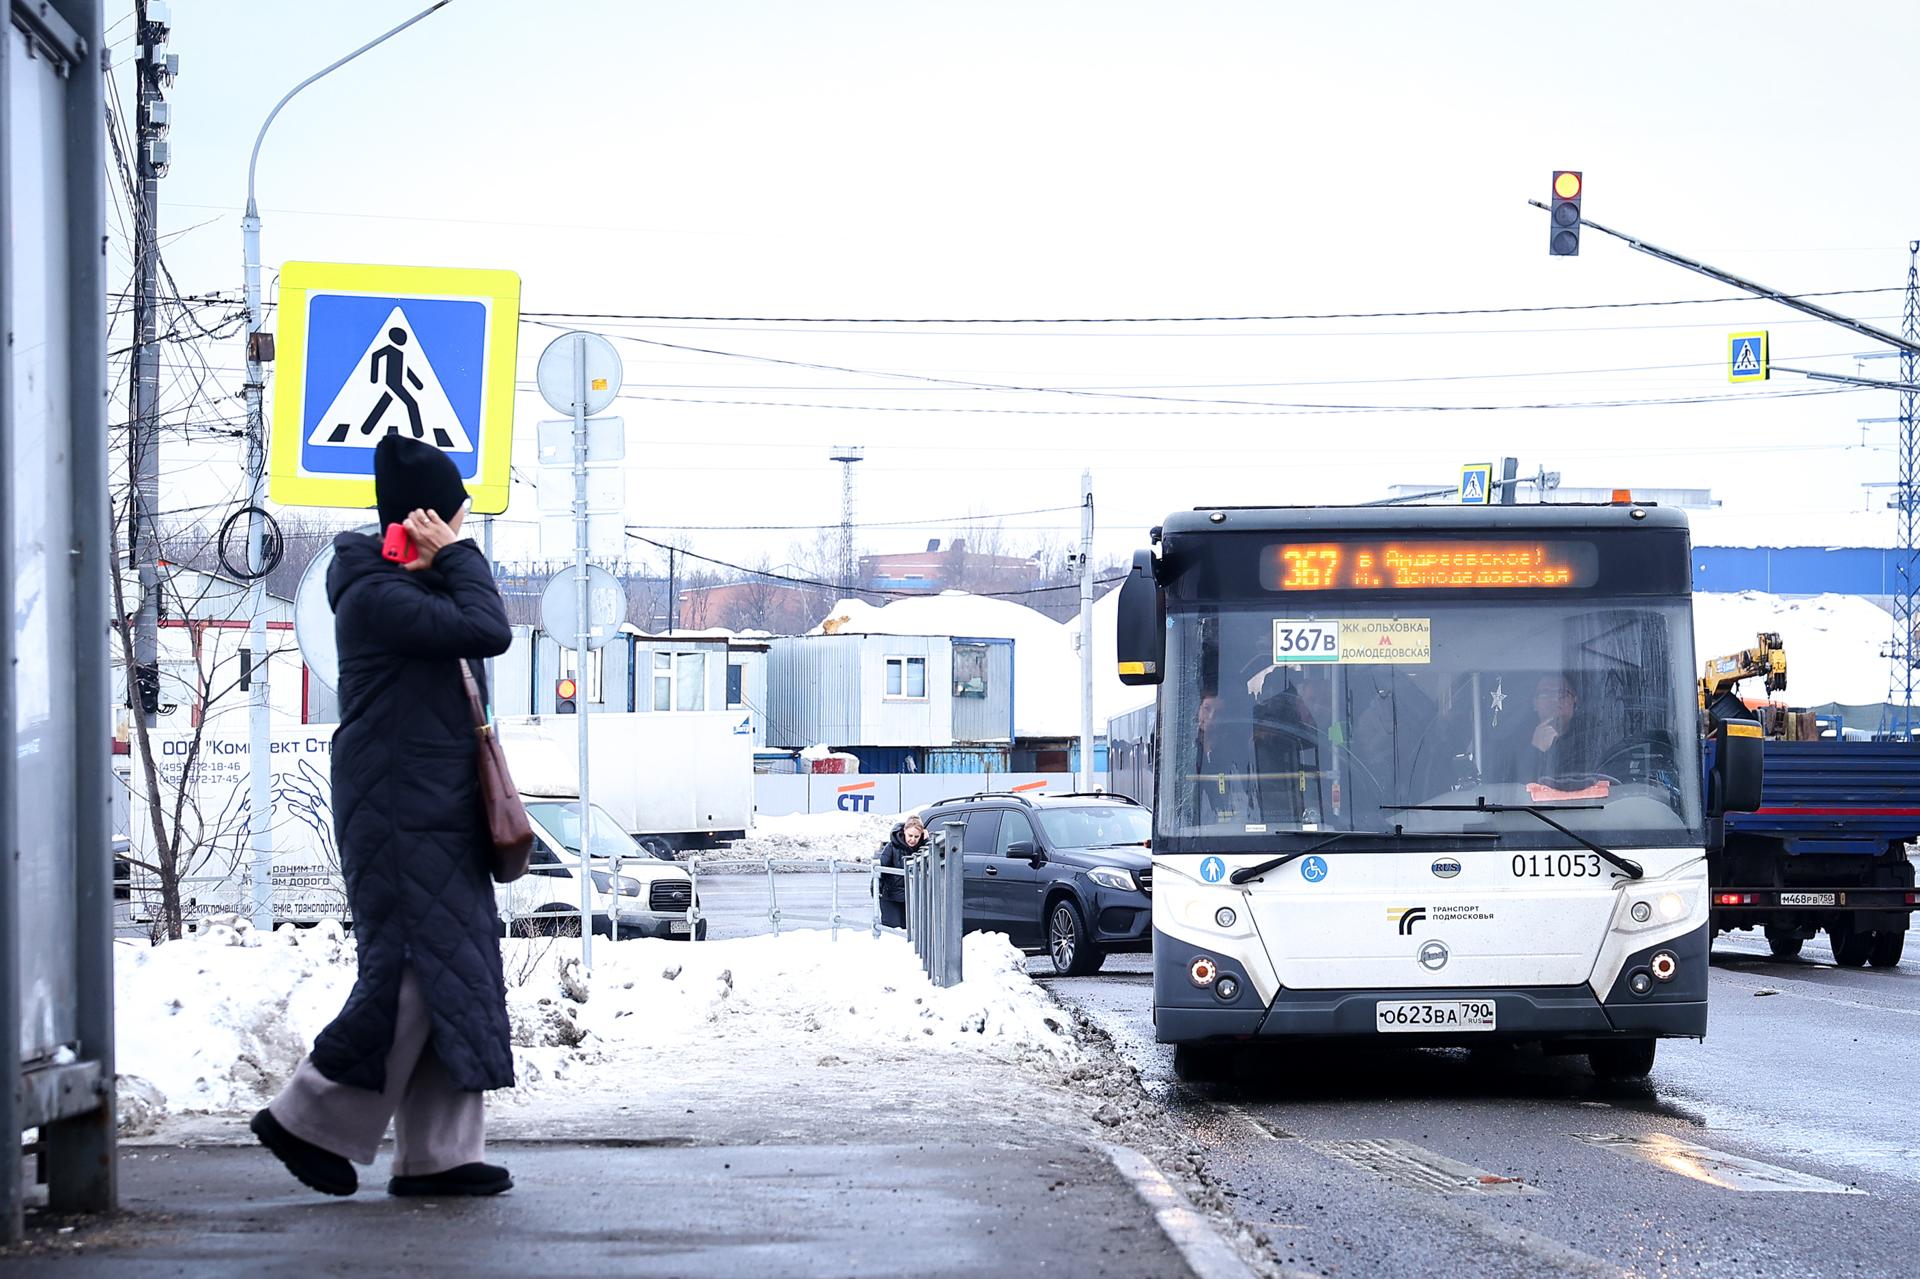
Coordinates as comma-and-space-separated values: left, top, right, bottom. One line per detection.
461, 660, 534, 883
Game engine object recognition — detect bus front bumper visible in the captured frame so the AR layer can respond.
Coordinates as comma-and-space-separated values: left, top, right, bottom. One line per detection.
1153, 929, 1707, 1044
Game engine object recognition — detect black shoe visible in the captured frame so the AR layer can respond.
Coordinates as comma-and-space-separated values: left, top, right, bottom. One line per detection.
250, 1109, 357, 1197
387, 1162, 513, 1197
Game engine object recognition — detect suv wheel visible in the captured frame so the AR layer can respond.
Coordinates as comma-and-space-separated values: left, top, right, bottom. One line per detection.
1047, 897, 1104, 976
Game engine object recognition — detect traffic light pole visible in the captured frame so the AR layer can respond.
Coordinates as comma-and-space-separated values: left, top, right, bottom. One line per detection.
1529, 200, 1920, 357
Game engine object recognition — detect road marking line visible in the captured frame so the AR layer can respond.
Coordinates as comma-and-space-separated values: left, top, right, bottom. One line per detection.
1222, 1103, 1293, 1141
1573, 1132, 1866, 1194
1404, 1195, 1623, 1278
1308, 1138, 1542, 1195
1102, 1143, 1263, 1279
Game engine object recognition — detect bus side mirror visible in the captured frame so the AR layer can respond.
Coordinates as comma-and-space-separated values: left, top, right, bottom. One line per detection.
1710, 718, 1764, 815
1115, 549, 1165, 687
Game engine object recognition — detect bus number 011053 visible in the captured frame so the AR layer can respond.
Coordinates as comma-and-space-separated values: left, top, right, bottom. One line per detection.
1511, 853, 1604, 878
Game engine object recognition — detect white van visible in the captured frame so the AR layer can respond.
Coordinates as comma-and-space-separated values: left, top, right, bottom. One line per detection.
496, 799, 706, 940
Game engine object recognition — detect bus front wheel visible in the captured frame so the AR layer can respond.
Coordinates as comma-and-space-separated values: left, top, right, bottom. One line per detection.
1588, 1039, 1656, 1081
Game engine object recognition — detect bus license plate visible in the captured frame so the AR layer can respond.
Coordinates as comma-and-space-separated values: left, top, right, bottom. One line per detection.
1376, 1000, 1496, 1033
669, 920, 692, 934
1778, 892, 1836, 906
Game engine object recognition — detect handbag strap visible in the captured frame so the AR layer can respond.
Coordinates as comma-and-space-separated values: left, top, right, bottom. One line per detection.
459, 659, 489, 733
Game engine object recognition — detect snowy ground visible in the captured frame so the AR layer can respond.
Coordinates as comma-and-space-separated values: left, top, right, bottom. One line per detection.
702, 808, 900, 867
112, 916, 1078, 1134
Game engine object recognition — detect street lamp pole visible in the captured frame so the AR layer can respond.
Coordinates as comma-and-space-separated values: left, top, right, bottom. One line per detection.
239, 1, 453, 931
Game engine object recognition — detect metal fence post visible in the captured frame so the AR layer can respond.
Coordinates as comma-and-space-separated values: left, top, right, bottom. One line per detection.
870, 863, 882, 938
686, 854, 702, 940
939, 819, 966, 988
765, 857, 782, 937
828, 858, 840, 940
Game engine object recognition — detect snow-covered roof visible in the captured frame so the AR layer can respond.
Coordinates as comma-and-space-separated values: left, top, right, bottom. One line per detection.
1686, 506, 1897, 550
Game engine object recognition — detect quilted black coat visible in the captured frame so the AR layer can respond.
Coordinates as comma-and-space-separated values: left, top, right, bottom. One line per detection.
308, 533, 515, 1093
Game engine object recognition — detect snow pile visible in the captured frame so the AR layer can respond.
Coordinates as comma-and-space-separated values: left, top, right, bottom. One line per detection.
1693, 591, 1900, 708
114, 920, 357, 1118
114, 921, 1077, 1124
503, 930, 1075, 1100
728, 809, 896, 863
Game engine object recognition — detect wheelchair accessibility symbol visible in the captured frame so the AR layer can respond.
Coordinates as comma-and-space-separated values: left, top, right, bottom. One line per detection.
1301, 855, 1329, 883
1200, 856, 1226, 884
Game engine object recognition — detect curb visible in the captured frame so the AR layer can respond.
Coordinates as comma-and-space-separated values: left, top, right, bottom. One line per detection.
1102, 1143, 1267, 1279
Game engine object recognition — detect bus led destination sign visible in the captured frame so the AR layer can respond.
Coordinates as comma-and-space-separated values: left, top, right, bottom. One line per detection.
1263, 540, 1598, 591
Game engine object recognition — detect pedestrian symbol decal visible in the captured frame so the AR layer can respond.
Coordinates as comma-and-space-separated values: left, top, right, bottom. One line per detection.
305, 303, 476, 457
1200, 856, 1226, 884
1727, 331, 1769, 384
1301, 855, 1329, 883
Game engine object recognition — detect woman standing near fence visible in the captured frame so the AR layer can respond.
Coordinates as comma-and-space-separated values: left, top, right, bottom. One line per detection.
252, 435, 516, 1200
876, 814, 926, 930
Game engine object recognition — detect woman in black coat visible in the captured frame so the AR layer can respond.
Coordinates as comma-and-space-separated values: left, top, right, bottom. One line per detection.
876, 814, 927, 930
252, 436, 515, 1200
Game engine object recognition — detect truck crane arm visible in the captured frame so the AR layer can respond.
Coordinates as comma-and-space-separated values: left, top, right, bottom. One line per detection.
1700, 631, 1786, 725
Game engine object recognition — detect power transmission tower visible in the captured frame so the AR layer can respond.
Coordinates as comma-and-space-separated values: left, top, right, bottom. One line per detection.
829, 446, 863, 598
128, 1, 175, 728
1888, 241, 1920, 739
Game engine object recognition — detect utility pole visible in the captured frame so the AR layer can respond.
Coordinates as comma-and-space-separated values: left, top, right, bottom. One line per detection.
829, 446, 863, 599
1891, 243, 1920, 738
1077, 471, 1095, 790
128, 2, 175, 730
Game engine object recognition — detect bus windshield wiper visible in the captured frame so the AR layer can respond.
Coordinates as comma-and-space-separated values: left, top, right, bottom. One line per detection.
1382, 799, 1644, 880
1227, 827, 1496, 885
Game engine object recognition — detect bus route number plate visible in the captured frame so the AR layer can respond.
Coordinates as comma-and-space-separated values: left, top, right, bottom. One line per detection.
1274, 620, 1341, 663
1375, 1000, 1496, 1033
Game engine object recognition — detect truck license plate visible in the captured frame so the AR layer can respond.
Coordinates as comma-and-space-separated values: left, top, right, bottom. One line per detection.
669, 920, 692, 934
1376, 1000, 1496, 1033
1778, 892, 1836, 906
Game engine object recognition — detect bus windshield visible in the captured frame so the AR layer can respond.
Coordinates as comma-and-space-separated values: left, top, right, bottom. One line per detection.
1159, 599, 1703, 852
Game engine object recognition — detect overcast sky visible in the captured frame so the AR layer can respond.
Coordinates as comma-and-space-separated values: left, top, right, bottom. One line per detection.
113, 0, 1920, 574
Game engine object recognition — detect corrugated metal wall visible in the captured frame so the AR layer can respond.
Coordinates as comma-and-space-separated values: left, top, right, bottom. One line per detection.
950, 637, 1013, 743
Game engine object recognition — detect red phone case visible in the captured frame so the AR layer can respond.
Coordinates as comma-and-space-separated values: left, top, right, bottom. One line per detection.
381, 523, 417, 563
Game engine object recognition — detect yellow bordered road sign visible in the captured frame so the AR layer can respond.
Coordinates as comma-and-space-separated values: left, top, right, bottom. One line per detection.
269, 261, 520, 512
1458, 462, 1493, 505
1728, 331, 1768, 384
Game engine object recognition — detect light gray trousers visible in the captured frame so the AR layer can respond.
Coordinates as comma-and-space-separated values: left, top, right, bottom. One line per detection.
269, 967, 486, 1175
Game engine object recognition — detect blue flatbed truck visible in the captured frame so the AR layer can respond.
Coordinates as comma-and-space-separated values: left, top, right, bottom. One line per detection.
1708, 741, 1920, 967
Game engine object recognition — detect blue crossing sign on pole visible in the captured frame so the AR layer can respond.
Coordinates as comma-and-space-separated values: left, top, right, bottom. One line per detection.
1728, 331, 1769, 384
1459, 462, 1494, 505
269, 262, 520, 512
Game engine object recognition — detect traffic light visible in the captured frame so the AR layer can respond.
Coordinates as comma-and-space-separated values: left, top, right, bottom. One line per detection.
1550, 170, 1582, 256
555, 677, 578, 714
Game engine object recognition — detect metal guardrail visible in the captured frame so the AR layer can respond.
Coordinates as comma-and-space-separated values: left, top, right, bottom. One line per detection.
675, 820, 969, 987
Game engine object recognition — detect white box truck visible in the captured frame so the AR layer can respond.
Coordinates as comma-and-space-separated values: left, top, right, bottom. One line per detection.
496, 712, 753, 858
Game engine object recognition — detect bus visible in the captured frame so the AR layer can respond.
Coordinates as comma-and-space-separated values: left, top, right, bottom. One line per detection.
1113, 502, 1761, 1082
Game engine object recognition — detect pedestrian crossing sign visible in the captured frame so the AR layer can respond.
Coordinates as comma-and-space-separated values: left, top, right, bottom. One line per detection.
269, 262, 520, 512
1728, 331, 1769, 384
1458, 462, 1493, 505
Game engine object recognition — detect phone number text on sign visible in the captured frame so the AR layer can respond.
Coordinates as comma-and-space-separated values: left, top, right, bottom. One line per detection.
1273, 619, 1341, 662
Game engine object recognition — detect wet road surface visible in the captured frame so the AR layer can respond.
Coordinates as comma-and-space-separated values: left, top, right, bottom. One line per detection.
1045, 935, 1920, 1277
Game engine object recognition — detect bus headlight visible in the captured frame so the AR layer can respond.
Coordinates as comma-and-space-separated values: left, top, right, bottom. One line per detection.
1656, 892, 1686, 923
1214, 907, 1237, 929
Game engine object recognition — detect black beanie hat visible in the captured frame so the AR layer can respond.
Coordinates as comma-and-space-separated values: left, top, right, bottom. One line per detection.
373, 435, 469, 530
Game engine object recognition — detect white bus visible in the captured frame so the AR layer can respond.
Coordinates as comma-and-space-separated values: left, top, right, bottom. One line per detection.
1113, 502, 1761, 1082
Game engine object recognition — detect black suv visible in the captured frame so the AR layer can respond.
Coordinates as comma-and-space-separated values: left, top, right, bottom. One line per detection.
919, 792, 1152, 976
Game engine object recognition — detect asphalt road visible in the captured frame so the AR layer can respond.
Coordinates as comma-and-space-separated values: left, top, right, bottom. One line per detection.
1045, 934, 1920, 1278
